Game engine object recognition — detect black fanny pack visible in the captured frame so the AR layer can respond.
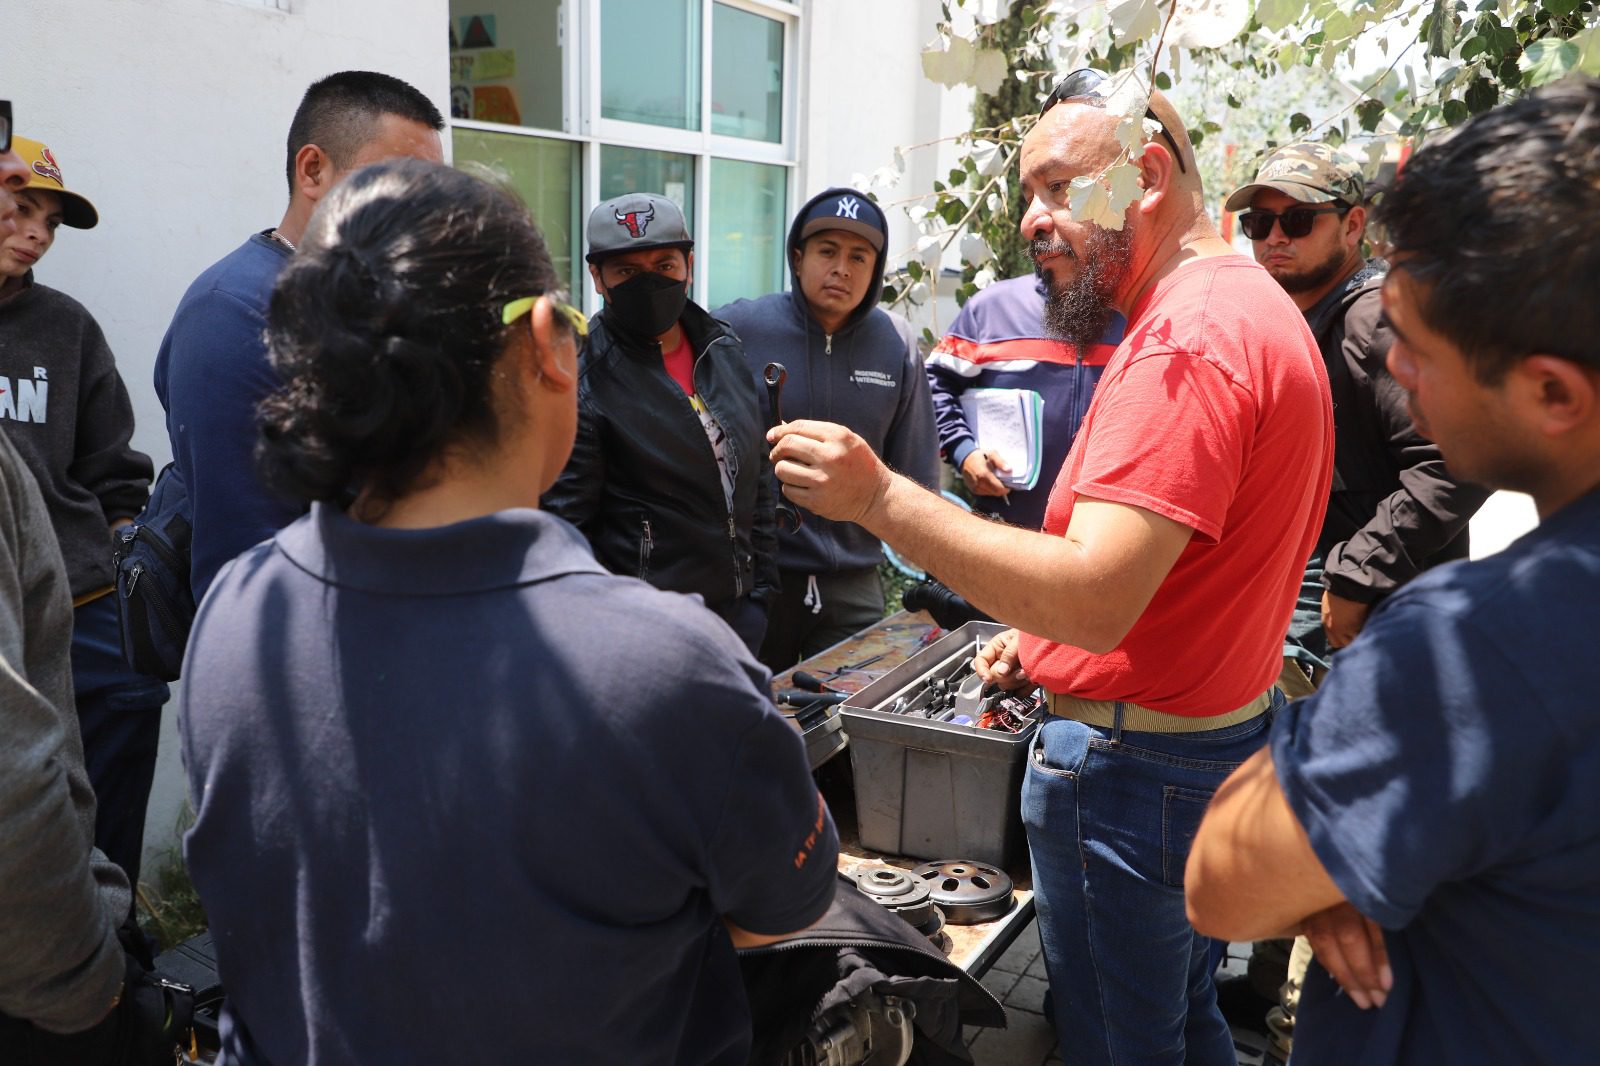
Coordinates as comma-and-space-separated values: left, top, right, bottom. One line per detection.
113, 463, 195, 682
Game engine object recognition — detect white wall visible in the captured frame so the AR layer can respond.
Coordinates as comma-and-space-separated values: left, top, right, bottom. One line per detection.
798, 0, 974, 335
6, 0, 447, 874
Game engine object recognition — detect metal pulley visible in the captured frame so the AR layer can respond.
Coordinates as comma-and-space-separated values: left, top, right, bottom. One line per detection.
853, 867, 935, 928
910, 860, 1015, 925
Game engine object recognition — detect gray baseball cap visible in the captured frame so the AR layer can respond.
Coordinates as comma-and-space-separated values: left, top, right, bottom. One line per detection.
585, 193, 694, 263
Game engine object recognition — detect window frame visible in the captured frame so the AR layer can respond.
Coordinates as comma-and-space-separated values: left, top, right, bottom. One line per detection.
449, 0, 800, 313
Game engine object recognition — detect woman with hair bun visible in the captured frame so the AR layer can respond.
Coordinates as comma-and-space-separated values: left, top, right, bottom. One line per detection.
176, 158, 837, 1065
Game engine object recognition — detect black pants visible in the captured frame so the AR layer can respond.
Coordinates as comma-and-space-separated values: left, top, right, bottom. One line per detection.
758, 566, 884, 673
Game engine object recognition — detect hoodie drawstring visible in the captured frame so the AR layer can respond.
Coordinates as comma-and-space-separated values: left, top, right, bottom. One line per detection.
802, 573, 823, 615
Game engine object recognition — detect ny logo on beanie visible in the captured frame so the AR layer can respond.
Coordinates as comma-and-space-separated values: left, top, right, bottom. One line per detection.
835, 195, 861, 221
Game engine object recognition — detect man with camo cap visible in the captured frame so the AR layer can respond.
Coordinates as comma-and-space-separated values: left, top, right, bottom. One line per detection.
1226, 142, 1488, 1060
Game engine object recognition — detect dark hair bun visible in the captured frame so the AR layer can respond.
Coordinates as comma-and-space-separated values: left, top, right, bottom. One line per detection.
258, 158, 561, 507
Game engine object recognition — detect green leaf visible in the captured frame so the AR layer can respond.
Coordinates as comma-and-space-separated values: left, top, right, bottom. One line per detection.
1519, 39, 1578, 87
950, 167, 966, 187
906, 258, 925, 282
1155, 71, 1172, 90
1577, 27, 1600, 76
1465, 74, 1499, 114
1189, 128, 1206, 147
1442, 97, 1470, 125
1227, 94, 1242, 109
1356, 98, 1387, 132
1460, 35, 1487, 61
1546, 0, 1581, 15
1497, 55, 1523, 89
1290, 112, 1312, 133
1256, 0, 1307, 32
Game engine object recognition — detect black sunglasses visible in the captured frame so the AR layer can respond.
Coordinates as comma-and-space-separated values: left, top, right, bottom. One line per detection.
1237, 204, 1348, 241
0, 101, 11, 155
1041, 69, 1187, 174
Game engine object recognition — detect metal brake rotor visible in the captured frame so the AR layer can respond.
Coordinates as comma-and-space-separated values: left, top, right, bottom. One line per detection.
853, 867, 935, 928
910, 860, 1016, 925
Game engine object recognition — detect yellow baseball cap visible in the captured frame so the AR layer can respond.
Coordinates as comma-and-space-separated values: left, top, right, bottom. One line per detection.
10, 136, 98, 229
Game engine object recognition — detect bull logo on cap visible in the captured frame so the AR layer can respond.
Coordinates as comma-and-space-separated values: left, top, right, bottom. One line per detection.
614, 202, 656, 239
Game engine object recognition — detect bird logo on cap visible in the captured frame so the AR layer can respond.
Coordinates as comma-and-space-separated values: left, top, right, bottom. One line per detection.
614, 203, 656, 239
31, 147, 63, 187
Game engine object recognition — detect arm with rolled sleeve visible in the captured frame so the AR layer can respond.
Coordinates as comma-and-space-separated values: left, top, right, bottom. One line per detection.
1323, 298, 1490, 603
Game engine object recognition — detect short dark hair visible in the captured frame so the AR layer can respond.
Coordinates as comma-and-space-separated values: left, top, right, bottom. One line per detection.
284, 71, 444, 194
259, 159, 566, 509
1375, 77, 1600, 382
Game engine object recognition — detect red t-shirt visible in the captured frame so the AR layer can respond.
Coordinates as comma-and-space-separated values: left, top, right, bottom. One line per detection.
662, 331, 695, 394
1019, 257, 1333, 715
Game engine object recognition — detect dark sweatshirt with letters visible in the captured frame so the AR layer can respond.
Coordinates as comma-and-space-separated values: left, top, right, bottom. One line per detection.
0, 273, 153, 598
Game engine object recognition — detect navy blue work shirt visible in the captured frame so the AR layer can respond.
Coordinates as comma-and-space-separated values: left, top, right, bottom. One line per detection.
1273, 487, 1600, 1065
179, 504, 838, 1064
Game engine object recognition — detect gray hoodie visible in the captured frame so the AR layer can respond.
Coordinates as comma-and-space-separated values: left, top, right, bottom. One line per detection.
715, 188, 939, 574
0, 429, 129, 1032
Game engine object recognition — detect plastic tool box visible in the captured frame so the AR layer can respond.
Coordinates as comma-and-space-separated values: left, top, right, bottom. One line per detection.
840, 621, 1042, 866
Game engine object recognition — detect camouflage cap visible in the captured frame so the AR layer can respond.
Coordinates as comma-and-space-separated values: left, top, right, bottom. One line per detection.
1224, 142, 1365, 213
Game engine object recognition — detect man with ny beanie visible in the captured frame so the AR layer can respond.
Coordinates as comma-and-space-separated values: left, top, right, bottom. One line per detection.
717, 188, 938, 671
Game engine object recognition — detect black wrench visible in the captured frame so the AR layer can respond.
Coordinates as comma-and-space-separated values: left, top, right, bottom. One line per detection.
763, 362, 803, 532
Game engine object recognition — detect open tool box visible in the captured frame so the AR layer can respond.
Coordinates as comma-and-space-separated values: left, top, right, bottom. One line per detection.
840, 621, 1044, 867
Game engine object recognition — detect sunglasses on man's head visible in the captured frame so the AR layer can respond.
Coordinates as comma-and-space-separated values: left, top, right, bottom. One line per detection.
0, 101, 11, 155
1237, 204, 1348, 241
1040, 69, 1187, 174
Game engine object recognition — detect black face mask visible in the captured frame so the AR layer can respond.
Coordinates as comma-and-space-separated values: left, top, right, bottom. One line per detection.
603, 270, 689, 340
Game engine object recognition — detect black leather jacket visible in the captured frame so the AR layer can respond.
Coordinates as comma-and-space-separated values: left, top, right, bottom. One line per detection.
542, 300, 778, 609
1311, 263, 1490, 603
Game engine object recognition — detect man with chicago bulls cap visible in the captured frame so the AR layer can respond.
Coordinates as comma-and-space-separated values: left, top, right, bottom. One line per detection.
542, 193, 778, 654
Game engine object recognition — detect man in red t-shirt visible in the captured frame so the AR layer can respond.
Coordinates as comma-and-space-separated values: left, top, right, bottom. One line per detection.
769, 77, 1332, 1064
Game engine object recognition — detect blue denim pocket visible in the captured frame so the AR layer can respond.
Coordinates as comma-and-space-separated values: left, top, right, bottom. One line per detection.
1161, 785, 1214, 888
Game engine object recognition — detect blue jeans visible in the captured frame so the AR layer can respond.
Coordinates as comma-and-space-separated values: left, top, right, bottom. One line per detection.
73, 594, 170, 892
1023, 692, 1282, 1065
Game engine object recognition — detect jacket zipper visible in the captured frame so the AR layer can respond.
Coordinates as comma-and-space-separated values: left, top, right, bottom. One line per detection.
638, 518, 653, 579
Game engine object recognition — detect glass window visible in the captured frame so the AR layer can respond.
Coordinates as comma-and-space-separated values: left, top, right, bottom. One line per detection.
601, 0, 700, 131
600, 145, 697, 238
448, 1, 565, 132
711, 5, 783, 143
707, 159, 787, 309
452, 129, 583, 294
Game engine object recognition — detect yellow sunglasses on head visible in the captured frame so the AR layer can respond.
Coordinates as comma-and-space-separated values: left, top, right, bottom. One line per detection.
502, 295, 588, 337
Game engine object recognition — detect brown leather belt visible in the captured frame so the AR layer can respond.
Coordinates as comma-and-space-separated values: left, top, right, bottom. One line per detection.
1046, 689, 1272, 733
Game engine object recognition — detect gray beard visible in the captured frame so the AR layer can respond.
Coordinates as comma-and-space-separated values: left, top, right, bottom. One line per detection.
1040, 227, 1134, 349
